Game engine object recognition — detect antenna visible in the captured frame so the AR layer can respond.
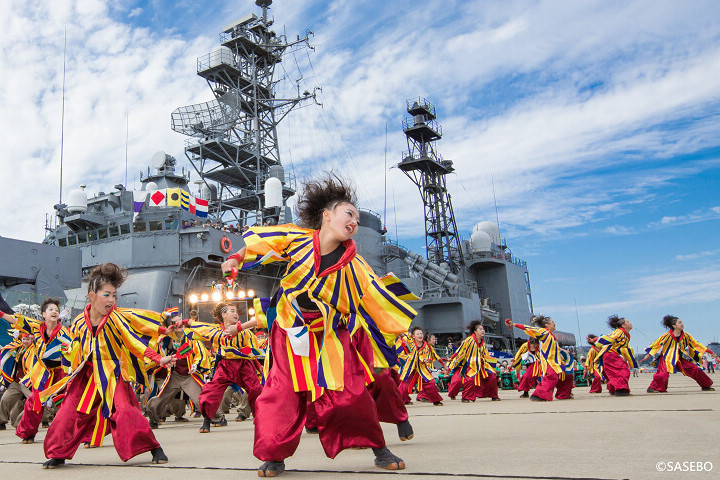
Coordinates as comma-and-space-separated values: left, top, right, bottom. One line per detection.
574, 298, 582, 347
125, 114, 129, 188
491, 173, 501, 244
383, 121, 387, 230
59, 28, 67, 204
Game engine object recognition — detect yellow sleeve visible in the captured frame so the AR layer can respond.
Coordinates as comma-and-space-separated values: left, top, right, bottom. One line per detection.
12, 314, 41, 336
239, 225, 313, 269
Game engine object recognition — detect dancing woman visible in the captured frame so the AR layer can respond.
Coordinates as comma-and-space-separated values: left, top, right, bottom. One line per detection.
10, 298, 69, 444
594, 315, 637, 396
183, 301, 263, 433
38, 263, 175, 469
584, 335, 603, 393
398, 326, 445, 405
505, 315, 562, 401
642, 315, 716, 393
511, 337, 540, 397
446, 321, 499, 402
222, 175, 413, 476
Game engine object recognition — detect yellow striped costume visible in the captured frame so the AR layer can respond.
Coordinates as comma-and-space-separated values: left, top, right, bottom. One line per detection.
514, 324, 562, 375
594, 328, 638, 373
511, 341, 541, 377
398, 339, 440, 386
40, 305, 165, 419
183, 322, 263, 361
239, 225, 415, 396
11, 315, 71, 392
445, 334, 497, 385
644, 330, 709, 373
584, 345, 601, 377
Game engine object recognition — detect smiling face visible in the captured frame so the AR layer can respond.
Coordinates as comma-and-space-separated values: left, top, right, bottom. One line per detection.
88, 283, 117, 320
412, 328, 425, 344
42, 303, 60, 324
323, 201, 359, 242
222, 305, 239, 327
673, 319, 684, 332
21, 335, 33, 347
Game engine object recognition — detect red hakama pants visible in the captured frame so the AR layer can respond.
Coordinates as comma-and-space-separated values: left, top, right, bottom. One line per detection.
43, 363, 160, 461
253, 325, 384, 461
368, 369, 408, 424
447, 369, 463, 399
461, 371, 498, 401
15, 366, 65, 440
589, 373, 603, 393
517, 368, 538, 393
602, 351, 630, 393
648, 356, 713, 392
400, 372, 443, 403
555, 373, 574, 399
199, 357, 262, 419
532, 368, 559, 401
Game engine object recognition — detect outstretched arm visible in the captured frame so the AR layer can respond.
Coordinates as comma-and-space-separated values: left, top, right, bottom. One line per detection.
221, 247, 247, 274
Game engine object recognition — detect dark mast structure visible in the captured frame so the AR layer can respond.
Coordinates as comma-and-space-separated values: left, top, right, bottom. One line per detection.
398, 98, 464, 275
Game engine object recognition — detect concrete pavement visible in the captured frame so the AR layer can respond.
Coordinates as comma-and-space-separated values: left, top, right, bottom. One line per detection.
0, 373, 717, 480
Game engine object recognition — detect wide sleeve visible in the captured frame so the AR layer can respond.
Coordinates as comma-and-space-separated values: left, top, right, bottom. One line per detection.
684, 333, 708, 361
513, 324, 545, 340
594, 329, 621, 359
191, 340, 212, 374
238, 225, 313, 270
183, 322, 224, 350
511, 343, 528, 370
12, 314, 41, 336
447, 337, 472, 371
644, 332, 669, 356
114, 309, 166, 360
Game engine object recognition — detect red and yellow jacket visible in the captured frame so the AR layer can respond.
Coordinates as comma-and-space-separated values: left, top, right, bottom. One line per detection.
237, 225, 415, 398
0, 338, 35, 387
584, 345, 601, 376
183, 322, 263, 361
11, 315, 71, 392
40, 305, 166, 419
644, 330, 711, 373
511, 324, 562, 374
446, 334, 497, 384
511, 341, 541, 377
595, 328, 638, 372
398, 339, 440, 386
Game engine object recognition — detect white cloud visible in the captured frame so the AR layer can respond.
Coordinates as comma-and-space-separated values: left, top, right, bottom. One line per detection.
129, 7, 143, 18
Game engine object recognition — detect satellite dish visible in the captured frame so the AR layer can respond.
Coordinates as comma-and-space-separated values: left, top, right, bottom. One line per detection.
145, 182, 159, 191
151, 151, 167, 169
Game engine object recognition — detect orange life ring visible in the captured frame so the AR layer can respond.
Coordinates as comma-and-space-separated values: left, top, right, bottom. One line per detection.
220, 236, 232, 253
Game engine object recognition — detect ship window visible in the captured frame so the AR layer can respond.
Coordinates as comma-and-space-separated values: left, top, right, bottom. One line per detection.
120, 224, 130, 235
109, 226, 120, 237
134, 222, 147, 232
165, 219, 178, 230
98, 228, 108, 239
77, 232, 87, 243
149, 220, 163, 231
67, 235, 77, 246
58, 238, 67, 247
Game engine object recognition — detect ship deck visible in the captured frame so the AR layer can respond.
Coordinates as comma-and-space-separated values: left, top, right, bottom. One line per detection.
0, 374, 716, 479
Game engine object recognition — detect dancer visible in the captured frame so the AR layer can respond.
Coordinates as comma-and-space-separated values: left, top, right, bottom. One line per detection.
10, 298, 69, 444
221, 174, 413, 476
555, 349, 575, 400
183, 301, 263, 433
505, 315, 562, 401
0, 333, 35, 430
446, 321, 500, 402
146, 317, 220, 429
584, 335, 603, 393
398, 326, 445, 405
642, 315, 716, 393
594, 315, 637, 396
511, 337, 540, 397
38, 263, 174, 469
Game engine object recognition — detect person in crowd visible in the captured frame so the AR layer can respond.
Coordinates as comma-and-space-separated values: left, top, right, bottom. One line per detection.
584, 335, 603, 393
398, 326, 445, 406
446, 321, 500, 402
594, 315, 637, 396
511, 337, 540, 397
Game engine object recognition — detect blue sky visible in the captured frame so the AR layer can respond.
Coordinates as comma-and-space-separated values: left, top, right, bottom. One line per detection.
1, 0, 719, 350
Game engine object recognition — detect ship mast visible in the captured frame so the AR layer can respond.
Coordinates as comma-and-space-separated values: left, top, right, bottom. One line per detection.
398, 98, 464, 275
171, 0, 318, 226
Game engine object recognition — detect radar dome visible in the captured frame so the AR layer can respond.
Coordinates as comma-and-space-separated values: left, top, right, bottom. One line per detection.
473, 221, 500, 245
145, 182, 159, 191
67, 186, 88, 214
151, 151, 167, 169
470, 230, 492, 252
264, 177, 283, 208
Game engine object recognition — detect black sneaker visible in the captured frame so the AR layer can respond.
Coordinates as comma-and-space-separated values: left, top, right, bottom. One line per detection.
41, 421, 50, 428
212, 417, 228, 427
0, 423, 5, 430
21, 436, 35, 444
491, 397, 501, 401
397, 419, 413, 441
42, 459, 65, 469
701, 386, 715, 391
151, 447, 168, 464
149, 420, 159, 429
433, 401, 444, 406
257, 460, 285, 477
305, 426, 319, 434
530, 395, 547, 402
174, 416, 188, 422
647, 387, 661, 393
199, 417, 211, 433
235, 413, 247, 422
614, 389, 630, 396
519, 392, 529, 398
373, 446, 405, 470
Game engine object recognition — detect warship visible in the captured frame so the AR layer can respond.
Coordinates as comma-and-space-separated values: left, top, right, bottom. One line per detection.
1, 0, 576, 350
